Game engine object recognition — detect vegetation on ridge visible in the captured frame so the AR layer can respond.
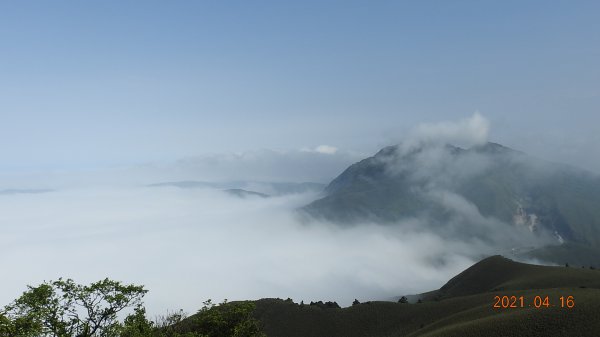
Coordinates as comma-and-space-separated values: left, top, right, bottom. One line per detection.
3, 256, 600, 336
0, 279, 264, 337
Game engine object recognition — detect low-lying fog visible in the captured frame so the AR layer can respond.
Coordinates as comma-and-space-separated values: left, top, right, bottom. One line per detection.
0, 185, 481, 315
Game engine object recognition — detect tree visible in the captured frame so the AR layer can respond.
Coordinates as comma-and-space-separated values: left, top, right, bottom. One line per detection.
324, 301, 340, 309
352, 299, 360, 306
3, 278, 147, 337
0, 311, 17, 336
118, 305, 154, 337
398, 296, 408, 304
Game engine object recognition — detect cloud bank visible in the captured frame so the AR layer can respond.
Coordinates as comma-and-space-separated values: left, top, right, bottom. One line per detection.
0, 186, 481, 316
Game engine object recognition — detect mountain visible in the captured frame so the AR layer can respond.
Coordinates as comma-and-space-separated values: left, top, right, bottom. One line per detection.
149, 180, 221, 189
149, 181, 325, 196
421, 255, 600, 301
302, 142, 600, 264
224, 189, 270, 198
0, 189, 53, 195
171, 256, 600, 337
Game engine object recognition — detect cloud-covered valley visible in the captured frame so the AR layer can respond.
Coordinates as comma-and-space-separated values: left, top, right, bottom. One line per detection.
0, 185, 487, 316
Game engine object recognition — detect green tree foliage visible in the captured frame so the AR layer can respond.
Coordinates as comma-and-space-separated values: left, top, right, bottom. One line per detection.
398, 296, 408, 304
118, 306, 154, 337
186, 300, 265, 337
1, 278, 147, 337
308, 301, 340, 309
120, 300, 265, 337
2, 279, 265, 337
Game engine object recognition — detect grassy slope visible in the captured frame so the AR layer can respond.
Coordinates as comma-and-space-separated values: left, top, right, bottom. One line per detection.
429, 255, 600, 299
251, 256, 600, 337
414, 288, 600, 337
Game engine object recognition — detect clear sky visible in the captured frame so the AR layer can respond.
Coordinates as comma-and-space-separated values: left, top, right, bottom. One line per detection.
1, 1, 599, 172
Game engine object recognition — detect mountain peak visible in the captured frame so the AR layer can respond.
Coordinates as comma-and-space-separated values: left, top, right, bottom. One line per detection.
470, 142, 521, 155
373, 142, 467, 159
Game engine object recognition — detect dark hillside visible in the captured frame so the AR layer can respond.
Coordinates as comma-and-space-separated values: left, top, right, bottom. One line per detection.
423, 255, 600, 301
251, 289, 600, 337
247, 256, 600, 337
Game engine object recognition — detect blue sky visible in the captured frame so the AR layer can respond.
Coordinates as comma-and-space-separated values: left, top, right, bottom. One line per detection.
1, 0, 599, 314
1, 1, 599, 171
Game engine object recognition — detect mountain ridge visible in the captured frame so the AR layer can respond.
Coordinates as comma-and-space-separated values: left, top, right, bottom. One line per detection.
302, 141, 600, 264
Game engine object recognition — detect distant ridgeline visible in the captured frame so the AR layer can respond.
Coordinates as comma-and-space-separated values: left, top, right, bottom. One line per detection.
149, 180, 325, 197
302, 142, 600, 265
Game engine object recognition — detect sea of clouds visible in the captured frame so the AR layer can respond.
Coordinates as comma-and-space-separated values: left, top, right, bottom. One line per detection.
0, 113, 550, 316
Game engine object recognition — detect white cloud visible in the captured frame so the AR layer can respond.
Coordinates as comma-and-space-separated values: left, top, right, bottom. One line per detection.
301, 145, 339, 155
314, 145, 338, 154
406, 112, 490, 149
